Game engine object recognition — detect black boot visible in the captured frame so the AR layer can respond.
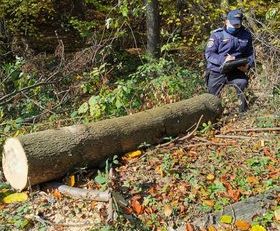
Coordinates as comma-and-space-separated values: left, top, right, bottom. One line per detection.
239, 95, 248, 113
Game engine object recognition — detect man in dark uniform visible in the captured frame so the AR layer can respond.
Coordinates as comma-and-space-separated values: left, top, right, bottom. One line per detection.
205, 9, 255, 112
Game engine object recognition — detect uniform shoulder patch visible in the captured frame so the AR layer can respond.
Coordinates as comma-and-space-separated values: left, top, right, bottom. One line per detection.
207, 40, 215, 48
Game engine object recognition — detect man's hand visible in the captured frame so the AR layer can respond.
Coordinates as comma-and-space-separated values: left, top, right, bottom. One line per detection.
225, 54, 235, 62
238, 64, 249, 73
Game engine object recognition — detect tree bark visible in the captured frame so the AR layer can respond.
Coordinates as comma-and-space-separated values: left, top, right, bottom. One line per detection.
145, 0, 160, 58
2, 94, 222, 191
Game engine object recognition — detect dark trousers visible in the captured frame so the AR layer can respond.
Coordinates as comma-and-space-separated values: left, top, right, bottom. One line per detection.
207, 71, 249, 111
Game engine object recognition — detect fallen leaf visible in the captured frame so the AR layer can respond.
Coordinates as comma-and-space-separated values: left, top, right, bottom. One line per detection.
53, 189, 62, 200
228, 188, 241, 202
235, 220, 251, 230
164, 204, 173, 217
275, 208, 280, 221
223, 181, 241, 202
208, 225, 217, 231
247, 176, 259, 185
3, 192, 28, 204
250, 224, 266, 231
155, 165, 164, 177
124, 150, 142, 160
91, 201, 97, 209
206, 174, 215, 181
203, 200, 215, 207
68, 175, 75, 187
131, 198, 144, 215
173, 149, 185, 158
220, 215, 233, 224
123, 206, 133, 215
263, 147, 271, 156
145, 207, 154, 214
185, 222, 194, 231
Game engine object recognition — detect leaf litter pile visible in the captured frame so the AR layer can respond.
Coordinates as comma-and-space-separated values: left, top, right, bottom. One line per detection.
0, 93, 279, 231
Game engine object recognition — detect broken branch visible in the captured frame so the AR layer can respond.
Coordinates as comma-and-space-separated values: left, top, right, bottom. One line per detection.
178, 115, 204, 141
45, 182, 111, 202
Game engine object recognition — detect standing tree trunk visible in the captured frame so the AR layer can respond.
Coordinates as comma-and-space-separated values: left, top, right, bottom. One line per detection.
72, 0, 85, 19
145, 0, 160, 58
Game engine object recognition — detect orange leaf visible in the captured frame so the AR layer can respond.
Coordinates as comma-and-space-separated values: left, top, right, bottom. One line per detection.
53, 189, 62, 200
131, 199, 144, 215
203, 200, 215, 207
263, 147, 271, 156
247, 176, 259, 185
124, 150, 142, 160
206, 174, 215, 181
208, 225, 217, 231
222, 180, 241, 202
235, 220, 251, 231
155, 165, 164, 177
164, 204, 173, 217
68, 175, 75, 187
185, 222, 194, 231
228, 188, 241, 202
173, 149, 185, 158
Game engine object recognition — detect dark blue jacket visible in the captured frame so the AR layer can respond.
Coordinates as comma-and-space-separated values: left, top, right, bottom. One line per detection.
205, 26, 254, 73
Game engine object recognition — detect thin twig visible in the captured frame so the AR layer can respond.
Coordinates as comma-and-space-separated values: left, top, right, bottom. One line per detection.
178, 115, 204, 141
225, 127, 280, 134
34, 215, 53, 226
192, 136, 229, 146
182, 142, 227, 149
0, 81, 56, 106
215, 134, 255, 139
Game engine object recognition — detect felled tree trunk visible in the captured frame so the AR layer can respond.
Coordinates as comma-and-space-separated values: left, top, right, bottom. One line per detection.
2, 94, 222, 191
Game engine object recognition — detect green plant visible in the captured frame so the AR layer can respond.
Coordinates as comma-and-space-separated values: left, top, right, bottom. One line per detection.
214, 197, 230, 211
255, 117, 277, 128
161, 153, 174, 176
94, 155, 119, 189
80, 64, 107, 94
247, 157, 271, 175
69, 17, 97, 38
0, 202, 32, 230
252, 210, 275, 227
199, 121, 214, 134
207, 181, 226, 197
143, 195, 157, 207
77, 58, 202, 121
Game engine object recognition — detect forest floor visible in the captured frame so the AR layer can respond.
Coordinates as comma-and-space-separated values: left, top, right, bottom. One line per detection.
0, 85, 279, 231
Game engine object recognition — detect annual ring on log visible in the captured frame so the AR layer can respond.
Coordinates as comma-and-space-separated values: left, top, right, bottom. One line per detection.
3, 138, 28, 191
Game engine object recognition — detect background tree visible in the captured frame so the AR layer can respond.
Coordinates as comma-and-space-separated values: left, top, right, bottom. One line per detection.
145, 0, 160, 58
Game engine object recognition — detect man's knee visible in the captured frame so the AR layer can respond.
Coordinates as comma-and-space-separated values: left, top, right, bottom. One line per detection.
231, 78, 248, 91
208, 85, 218, 95
207, 73, 226, 95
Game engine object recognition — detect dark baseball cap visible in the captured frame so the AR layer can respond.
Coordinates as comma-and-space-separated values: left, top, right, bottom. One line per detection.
227, 9, 243, 25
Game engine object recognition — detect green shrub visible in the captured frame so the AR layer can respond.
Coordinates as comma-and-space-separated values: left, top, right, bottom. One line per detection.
76, 58, 203, 120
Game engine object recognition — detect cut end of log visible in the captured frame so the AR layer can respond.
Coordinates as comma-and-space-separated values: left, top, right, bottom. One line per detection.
2, 138, 28, 191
